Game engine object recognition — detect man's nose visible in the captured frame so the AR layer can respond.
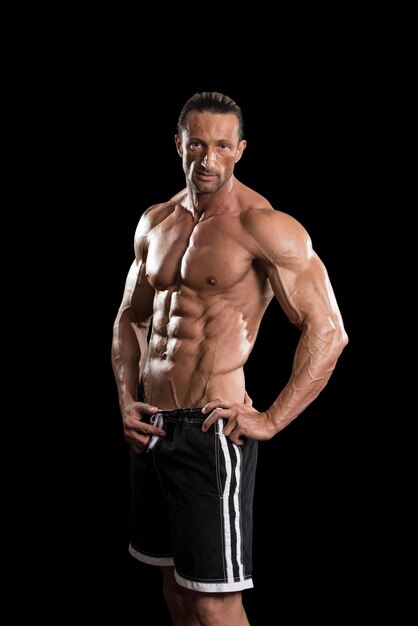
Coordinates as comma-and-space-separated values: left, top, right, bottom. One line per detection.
201, 151, 216, 169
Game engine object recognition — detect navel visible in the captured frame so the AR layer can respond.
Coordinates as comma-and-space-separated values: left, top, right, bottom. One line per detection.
207, 276, 217, 286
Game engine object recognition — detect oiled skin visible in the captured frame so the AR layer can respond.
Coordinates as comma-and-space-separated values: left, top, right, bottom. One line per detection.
112, 114, 348, 448
111, 109, 348, 626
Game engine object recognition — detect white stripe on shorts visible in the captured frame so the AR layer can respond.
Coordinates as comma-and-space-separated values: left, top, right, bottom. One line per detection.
217, 419, 244, 584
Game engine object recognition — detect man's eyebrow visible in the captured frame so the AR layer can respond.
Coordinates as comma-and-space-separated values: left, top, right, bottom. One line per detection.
188, 136, 234, 144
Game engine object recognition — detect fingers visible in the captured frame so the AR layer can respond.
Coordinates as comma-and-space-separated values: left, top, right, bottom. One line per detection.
228, 433, 246, 446
128, 423, 166, 454
203, 412, 246, 445
201, 398, 245, 432
127, 427, 150, 447
201, 405, 229, 431
202, 399, 232, 415
124, 404, 166, 452
201, 395, 258, 441
137, 424, 165, 437
123, 401, 159, 419
124, 403, 165, 433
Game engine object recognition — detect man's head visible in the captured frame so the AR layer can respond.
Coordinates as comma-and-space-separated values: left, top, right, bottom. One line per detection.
175, 92, 247, 194
177, 92, 245, 141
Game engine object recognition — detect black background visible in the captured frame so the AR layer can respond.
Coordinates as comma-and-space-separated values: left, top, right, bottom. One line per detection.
49, 69, 373, 623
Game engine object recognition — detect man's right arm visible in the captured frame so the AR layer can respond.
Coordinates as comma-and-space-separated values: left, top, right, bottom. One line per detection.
111, 257, 155, 414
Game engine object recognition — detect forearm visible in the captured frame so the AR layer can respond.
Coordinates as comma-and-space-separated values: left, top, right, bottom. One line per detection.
267, 318, 348, 433
111, 308, 150, 413
112, 357, 140, 412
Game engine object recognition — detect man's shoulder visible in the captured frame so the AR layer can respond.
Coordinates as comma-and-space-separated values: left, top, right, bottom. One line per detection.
146, 188, 187, 215
240, 198, 299, 231
138, 192, 186, 231
133, 203, 174, 244
236, 181, 273, 212
142, 200, 175, 221
237, 189, 310, 257
237, 182, 296, 226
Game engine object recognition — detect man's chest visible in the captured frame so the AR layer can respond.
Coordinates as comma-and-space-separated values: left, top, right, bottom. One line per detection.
145, 218, 253, 292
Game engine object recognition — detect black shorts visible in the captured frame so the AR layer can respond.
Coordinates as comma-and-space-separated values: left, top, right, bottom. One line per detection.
129, 408, 258, 592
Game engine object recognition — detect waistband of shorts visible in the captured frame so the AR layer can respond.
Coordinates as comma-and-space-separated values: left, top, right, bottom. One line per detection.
155, 408, 205, 423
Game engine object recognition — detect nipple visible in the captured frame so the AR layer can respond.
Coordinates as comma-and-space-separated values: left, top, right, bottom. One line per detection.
207, 276, 217, 286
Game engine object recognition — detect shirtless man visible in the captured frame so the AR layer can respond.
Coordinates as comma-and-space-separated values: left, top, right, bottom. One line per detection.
111, 92, 348, 626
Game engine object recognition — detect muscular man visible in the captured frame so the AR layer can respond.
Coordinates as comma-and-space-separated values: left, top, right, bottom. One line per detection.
112, 92, 348, 626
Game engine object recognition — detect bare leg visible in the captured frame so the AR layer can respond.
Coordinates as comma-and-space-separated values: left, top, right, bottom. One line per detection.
193, 591, 250, 626
162, 566, 200, 626
161, 566, 250, 626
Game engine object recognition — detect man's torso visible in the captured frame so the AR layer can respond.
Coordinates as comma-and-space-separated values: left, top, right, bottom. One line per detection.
141, 189, 274, 408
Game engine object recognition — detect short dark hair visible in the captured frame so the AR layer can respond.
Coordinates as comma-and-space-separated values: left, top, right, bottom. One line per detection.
177, 92, 245, 141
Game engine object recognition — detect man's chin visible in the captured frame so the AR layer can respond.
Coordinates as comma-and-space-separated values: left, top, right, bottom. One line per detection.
192, 180, 220, 195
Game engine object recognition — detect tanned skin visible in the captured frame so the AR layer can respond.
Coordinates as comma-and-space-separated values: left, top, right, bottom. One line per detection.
112, 110, 348, 626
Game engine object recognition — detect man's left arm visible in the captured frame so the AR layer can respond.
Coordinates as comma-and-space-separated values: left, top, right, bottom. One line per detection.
264, 234, 349, 433
202, 210, 348, 442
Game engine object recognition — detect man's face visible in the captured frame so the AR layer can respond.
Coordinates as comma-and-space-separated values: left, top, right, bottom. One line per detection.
175, 111, 246, 194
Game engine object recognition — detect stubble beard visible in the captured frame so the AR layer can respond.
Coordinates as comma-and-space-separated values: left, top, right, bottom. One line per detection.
191, 173, 227, 195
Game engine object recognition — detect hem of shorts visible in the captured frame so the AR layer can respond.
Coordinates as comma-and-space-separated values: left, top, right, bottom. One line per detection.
129, 543, 174, 567
175, 570, 254, 592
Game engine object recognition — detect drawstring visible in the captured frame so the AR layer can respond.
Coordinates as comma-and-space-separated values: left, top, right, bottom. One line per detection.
147, 413, 164, 452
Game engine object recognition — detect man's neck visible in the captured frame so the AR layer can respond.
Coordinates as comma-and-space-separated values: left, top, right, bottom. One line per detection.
186, 176, 238, 220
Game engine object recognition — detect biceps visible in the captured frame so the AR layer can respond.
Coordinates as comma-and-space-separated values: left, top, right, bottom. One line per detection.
268, 255, 339, 326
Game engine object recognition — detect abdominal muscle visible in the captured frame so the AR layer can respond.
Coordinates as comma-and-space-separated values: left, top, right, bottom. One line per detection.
142, 289, 260, 409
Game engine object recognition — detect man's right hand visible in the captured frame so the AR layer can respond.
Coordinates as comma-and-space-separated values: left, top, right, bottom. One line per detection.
122, 402, 166, 454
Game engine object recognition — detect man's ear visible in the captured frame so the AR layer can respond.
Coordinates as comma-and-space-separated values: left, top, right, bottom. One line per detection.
235, 139, 247, 163
174, 134, 183, 157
